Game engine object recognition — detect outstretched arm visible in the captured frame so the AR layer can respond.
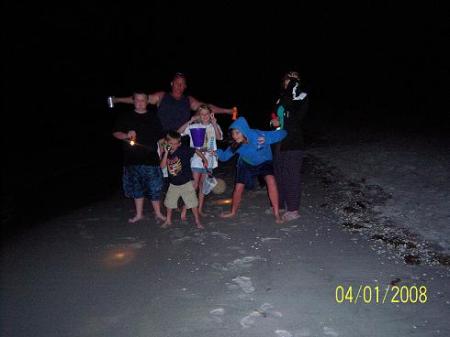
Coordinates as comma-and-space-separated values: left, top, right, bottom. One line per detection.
189, 96, 233, 115
263, 129, 287, 144
216, 147, 235, 162
113, 130, 135, 141
113, 91, 164, 106
113, 96, 133, 104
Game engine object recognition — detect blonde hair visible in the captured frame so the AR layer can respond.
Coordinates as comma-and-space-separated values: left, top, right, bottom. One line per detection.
197, 104, 212, 114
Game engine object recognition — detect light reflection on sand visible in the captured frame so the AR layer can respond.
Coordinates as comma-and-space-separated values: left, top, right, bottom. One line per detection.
101, 246, 137, 268
214, 198, 232, 205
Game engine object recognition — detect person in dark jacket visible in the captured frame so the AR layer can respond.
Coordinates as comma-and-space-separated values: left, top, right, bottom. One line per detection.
271, 71, 309, 221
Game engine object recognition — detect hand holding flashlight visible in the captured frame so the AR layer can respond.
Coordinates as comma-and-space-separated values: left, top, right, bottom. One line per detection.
127, 130, 137, 145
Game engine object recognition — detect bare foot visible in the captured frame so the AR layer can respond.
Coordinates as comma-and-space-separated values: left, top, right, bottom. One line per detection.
275, 215, 284, 224
282, 211, 300, 222
196, 223, 205, 230
220, 211, 236, 218
128, 215, 144, 223
266, 208, 286, 215
154, 213, 167, 222
160, 221, 172, 229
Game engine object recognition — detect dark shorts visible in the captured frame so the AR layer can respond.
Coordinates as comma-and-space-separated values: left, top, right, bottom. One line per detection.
236, 160, 274, 190
123, 165, 163, 200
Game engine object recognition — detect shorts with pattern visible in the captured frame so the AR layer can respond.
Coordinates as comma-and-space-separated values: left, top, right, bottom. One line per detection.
164, 181, 198, 209
122, 165, 163, 200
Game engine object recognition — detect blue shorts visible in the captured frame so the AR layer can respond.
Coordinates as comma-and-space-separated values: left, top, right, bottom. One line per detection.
192, 167, 209, 174
122, 165, 163, 200
236, 160, 274, 190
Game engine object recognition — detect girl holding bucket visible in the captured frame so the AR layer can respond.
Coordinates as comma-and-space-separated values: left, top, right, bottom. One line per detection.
178, 104, 223, 216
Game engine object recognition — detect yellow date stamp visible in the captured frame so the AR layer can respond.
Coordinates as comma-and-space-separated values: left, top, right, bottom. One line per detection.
335, 285, 428, 304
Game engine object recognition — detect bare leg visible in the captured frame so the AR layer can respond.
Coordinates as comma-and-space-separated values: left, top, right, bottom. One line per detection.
191, 207, 204, 229
129, 197, 144, 223
198, 173, 207, 216
151, 200, 166, 222
220, 183, 244, 218
180, 206, 187, 221
192, 171, 201, 190
265, 175, 283, 224
181, 174, 200, 222
161, 208, 173, 228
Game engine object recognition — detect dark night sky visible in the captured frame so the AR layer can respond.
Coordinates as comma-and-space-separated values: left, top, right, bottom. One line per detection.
2, 1, 449, 223
4, 2, 449, 125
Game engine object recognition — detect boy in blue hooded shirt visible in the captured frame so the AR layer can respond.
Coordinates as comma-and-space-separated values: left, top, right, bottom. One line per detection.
216, 117, 287, 224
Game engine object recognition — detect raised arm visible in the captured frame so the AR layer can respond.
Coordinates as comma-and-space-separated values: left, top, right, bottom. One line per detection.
210, 114, 223, 140
189, 96, 233, 115
178, 115, 200, 134
160, 146, 169, 169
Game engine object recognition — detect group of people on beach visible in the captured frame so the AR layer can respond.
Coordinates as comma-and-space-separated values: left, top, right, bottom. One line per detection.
111, 71, 308, 229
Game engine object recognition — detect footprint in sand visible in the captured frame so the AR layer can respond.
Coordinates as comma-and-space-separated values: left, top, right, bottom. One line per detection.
239, 303, 283, 329
261, 237, 282, 243
293, 327, 312, 336
232, 276, 255, 294
240, 311, 260, 328
214, 256, 265, 272
210, 308, 225, 315
323, 326, 339, 336
209, 308, 225, 323
227, 256, 266, 271
211, 232, 231, 240
172, 236, 192, 244
212, 263, 229, 272
227, 246, 248, 254
280, 225, 299, 233
275, 330, 293, 337
226, 283, 240, 291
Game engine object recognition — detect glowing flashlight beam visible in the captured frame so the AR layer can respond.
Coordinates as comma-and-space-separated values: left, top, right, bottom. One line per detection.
215, 198, 233, 205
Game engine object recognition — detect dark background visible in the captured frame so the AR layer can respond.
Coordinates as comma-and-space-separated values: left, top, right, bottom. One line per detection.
3, 1, 449, 232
